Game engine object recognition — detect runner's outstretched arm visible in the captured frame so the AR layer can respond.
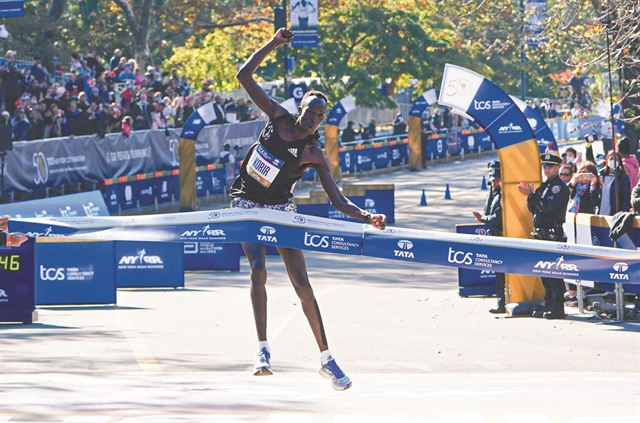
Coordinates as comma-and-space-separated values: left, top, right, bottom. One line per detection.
237, 28, 294, 120
305, 146, 386, 230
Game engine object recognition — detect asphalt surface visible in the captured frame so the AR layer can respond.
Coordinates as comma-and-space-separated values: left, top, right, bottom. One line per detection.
1, 142, 639, 423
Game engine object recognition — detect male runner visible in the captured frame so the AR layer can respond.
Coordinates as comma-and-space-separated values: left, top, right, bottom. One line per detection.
230, 28, 386, 391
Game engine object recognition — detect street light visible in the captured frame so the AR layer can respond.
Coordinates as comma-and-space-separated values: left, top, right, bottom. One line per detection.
603, 19, 616, 146
235, 58, 243, 90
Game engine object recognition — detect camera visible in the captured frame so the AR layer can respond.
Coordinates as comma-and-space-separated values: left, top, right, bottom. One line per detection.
584, 134, 600, 143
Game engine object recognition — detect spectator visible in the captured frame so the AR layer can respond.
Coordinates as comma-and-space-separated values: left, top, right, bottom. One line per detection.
443, 106, 453, 130
131, 93, 153, 130
631, 176, 640, 213
65, 72, 82, 97
30, 56, 48, 83
179, 74, 191, 96
70, 53, 82, 73
359, 122, 370, 140
558, 163, 575, 187
48, 103, 69, 138
341, 121, 359, 143
77, 91, 90, 111
617, 137, 639, 191
118, 63, 136, 82
12, 109, 32, 141
217, 142, 236, 164
162, 96, 176, 128
547, 102, 558, 119
212, 95, 228, 125
26, 109, 45, 140
83, 102, 104, 137
366, 118, 376, 139
392, 113, 406, 135
26, 78, 44, 99
599, 151, 631, 215
180, 96, 195, 125
85, 52, 105, 77
120, 83, 135, 113
110, 49, 123, 71
1, 63, 25, 115
101, 103, 122, 134
150, 99, 166, 130
121, 116, 132, 137
568, 162, 601, 214
66, 101, 87, 136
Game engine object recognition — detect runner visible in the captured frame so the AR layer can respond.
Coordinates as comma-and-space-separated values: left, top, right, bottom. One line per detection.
230, 28, 386, 391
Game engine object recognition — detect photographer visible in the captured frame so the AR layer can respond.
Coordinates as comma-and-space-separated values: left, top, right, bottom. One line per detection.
568, 162, 601, 214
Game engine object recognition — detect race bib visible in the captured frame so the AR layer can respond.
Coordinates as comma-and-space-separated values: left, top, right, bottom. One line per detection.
247, 144, 283, 188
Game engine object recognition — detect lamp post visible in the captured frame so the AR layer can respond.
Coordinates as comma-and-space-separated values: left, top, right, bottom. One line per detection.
235, 58, 243, 91
603, 19, 616, 146
603, 17, 625, 323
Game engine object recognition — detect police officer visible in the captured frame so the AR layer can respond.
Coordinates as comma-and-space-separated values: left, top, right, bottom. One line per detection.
517, 154, 570, 319
472, 161, 505, 313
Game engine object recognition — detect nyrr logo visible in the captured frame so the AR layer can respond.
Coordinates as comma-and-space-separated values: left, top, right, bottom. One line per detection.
304, 233, 329, 249
610, 262, 629, 280
25, 227, 62, 238
345, 153, 351, 168
0, 289, 7, 298
40, 265, 65, 281
527, 118, 538, 130
534, 256, 579, 272
33, 151, 49, 184
498, 123, 523, 133
447, 247, 472, 265
394, 240, 415, 258
118, 249, 163, 265
257, 226, 277, 242
179, 225, 226, 238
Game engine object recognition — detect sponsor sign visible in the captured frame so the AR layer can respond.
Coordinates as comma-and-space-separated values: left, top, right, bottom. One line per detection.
183, 242, 242, 271
35, 241, 116, 305
116, 241, 183, 288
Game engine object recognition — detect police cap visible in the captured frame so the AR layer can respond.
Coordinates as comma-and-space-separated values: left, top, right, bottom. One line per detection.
540, 153, 562, 166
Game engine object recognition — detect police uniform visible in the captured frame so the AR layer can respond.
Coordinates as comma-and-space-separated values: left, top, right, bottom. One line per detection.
527, 154, 570, 319
480, 161, 505, 313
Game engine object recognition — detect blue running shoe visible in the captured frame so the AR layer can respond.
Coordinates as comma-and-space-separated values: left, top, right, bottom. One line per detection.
319, 357, 352, 391
253, 348, 272, 376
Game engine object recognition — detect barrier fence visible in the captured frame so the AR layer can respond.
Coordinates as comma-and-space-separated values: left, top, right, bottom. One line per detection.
3, 113, 610, 204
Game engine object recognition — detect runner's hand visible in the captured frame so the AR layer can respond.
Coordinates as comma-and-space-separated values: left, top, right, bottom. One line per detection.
0, 215, 9, 231
370, 214, 386, 230
273, 28, 294, 46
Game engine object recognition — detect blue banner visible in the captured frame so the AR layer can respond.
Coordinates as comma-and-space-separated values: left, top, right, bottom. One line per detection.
9, 209, 639, 285
183, 242, 242, 271
290, 0, 319, 47
0, 0, 24, 17
35, 241, 116, 305
115, 241, 184, 288
0, 190, 109, 218
455, 224, 497, 297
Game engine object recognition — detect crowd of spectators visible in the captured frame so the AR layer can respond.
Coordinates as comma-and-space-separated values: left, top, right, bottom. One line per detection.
0, 49, 260, 142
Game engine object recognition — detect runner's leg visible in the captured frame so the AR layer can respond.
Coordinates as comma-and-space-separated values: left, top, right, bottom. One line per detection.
277, 246, 328, 351
242, 242, 268, 341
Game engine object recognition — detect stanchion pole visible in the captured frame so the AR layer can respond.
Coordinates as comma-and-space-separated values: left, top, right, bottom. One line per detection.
576, 280, 585, 314
615, 282, 625, 322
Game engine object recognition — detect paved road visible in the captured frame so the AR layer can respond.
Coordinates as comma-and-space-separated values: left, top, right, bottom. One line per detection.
1, 146, 639, 422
